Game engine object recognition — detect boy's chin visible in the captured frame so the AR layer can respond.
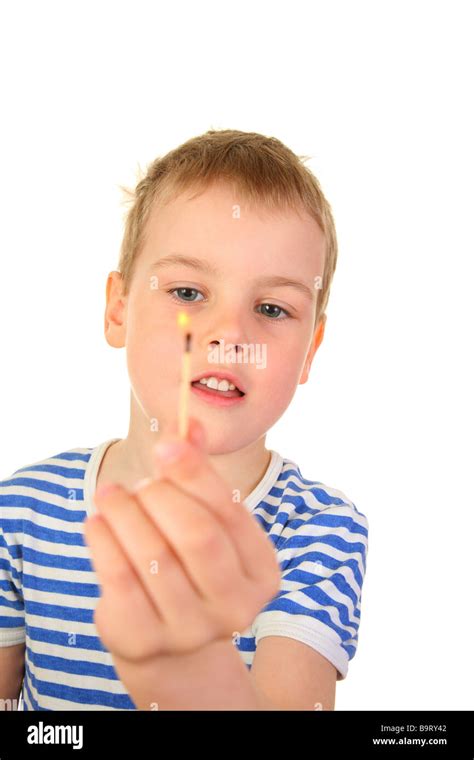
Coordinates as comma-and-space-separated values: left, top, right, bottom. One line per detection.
198, 425, 245, 456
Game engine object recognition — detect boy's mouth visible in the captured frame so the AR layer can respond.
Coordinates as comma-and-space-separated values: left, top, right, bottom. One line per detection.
190, 371, 246, 402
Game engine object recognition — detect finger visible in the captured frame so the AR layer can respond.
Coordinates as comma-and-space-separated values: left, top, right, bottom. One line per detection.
94, 482, 202, 625
152, 426, 279, 583
160, 415, 207, 450
134, 478, 244, 602
83, 512, 167, 661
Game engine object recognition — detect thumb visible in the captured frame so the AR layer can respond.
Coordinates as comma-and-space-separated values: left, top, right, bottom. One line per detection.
158, 416, 207, 450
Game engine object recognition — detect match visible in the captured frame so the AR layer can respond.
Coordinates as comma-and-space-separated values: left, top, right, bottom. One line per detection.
177, 311, 192, 438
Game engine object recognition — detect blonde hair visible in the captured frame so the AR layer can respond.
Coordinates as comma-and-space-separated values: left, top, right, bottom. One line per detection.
118, 129, 338, 326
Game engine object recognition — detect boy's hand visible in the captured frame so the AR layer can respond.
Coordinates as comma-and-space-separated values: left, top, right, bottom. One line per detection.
83, 417, 281, 666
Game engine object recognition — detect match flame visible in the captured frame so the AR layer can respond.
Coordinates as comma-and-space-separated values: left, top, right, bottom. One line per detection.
177, 311, 190, 330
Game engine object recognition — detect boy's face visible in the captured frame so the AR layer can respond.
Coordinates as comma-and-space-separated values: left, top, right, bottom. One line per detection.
105, 182, 326, 454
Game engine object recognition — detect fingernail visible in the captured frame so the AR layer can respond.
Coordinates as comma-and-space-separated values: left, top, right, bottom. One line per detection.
132, 476, 154, 493
154, 439, 187, 463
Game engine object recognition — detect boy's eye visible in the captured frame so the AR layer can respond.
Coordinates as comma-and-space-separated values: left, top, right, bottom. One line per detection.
168, 287, 205, 303
257, 303, 290, 320
167, 288, 290, 320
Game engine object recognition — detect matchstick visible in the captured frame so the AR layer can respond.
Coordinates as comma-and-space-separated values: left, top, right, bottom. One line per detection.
177, 312, 192, 438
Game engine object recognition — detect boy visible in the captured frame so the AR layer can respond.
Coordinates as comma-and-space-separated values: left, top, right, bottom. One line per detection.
0, 129, 369, 710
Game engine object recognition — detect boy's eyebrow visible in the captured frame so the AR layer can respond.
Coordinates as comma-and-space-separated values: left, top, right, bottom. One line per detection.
150, 254, 315, 301
255, 275, 315, 301
151, 254, 218, 276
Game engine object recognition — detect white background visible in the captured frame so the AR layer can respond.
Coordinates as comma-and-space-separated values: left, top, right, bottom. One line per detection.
1, 0, 473, 710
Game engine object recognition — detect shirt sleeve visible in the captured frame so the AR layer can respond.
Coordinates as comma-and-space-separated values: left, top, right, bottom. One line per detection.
0, 502, 25, 647
251, 502, 369, 681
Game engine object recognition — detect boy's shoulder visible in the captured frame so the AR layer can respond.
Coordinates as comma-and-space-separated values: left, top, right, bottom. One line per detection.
269, 454, 368, 522
0, 440, 117, 519
252, 451, 369, 548
1, 444, 94, 489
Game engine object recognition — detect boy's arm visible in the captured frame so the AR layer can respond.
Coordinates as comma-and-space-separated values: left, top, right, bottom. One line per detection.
113, 635, 336, 711
112, 637, 280, 711
0, 511, 26, 709
0, 643, 25, 707
250, 636, 337, 710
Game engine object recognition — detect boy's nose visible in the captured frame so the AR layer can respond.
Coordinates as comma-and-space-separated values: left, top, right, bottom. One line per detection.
198, 310, 250, 358
209, 339, 243, 354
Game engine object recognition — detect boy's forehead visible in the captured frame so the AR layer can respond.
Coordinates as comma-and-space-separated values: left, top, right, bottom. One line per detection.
152, 182, 311, 225
144, 184, 325, 274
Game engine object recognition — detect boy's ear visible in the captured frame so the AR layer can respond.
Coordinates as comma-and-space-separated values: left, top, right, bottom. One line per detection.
104, 271, 127, 348
299, 313, 326, 385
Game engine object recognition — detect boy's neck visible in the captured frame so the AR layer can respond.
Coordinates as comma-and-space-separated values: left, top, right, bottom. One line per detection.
95, 433, 272, 507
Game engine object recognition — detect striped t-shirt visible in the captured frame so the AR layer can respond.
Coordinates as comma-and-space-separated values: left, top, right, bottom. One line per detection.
0, 439, 369, 710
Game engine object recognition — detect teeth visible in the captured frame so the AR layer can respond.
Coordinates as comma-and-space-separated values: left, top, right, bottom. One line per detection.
197, 377, 237, 392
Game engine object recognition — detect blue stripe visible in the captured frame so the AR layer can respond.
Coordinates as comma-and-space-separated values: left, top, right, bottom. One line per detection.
23, 546, 93, 572
25, 661, 135, 709
236, 635, 256, 653
0, 492, 86, 521
51, 451, 92, 461
28, 625, 107, 652
282, 531, 366, 555
12, 452, 92, 475
270, 485, 347, 507
0, 613, 24, 627
0, 594, 24, 611
25, 600, 94, 624
296, 512, 368, 537
23, 573, 99, 598
278, 467, 321, 487
2, 519, 87, 547
29, 649, 118, 680
11, 464, 88, 478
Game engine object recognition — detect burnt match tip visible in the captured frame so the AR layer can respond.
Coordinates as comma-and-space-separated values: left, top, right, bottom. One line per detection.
185, 332, 192, 352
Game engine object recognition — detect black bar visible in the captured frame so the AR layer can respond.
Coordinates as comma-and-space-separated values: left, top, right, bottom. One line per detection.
0, 710, 472, 757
